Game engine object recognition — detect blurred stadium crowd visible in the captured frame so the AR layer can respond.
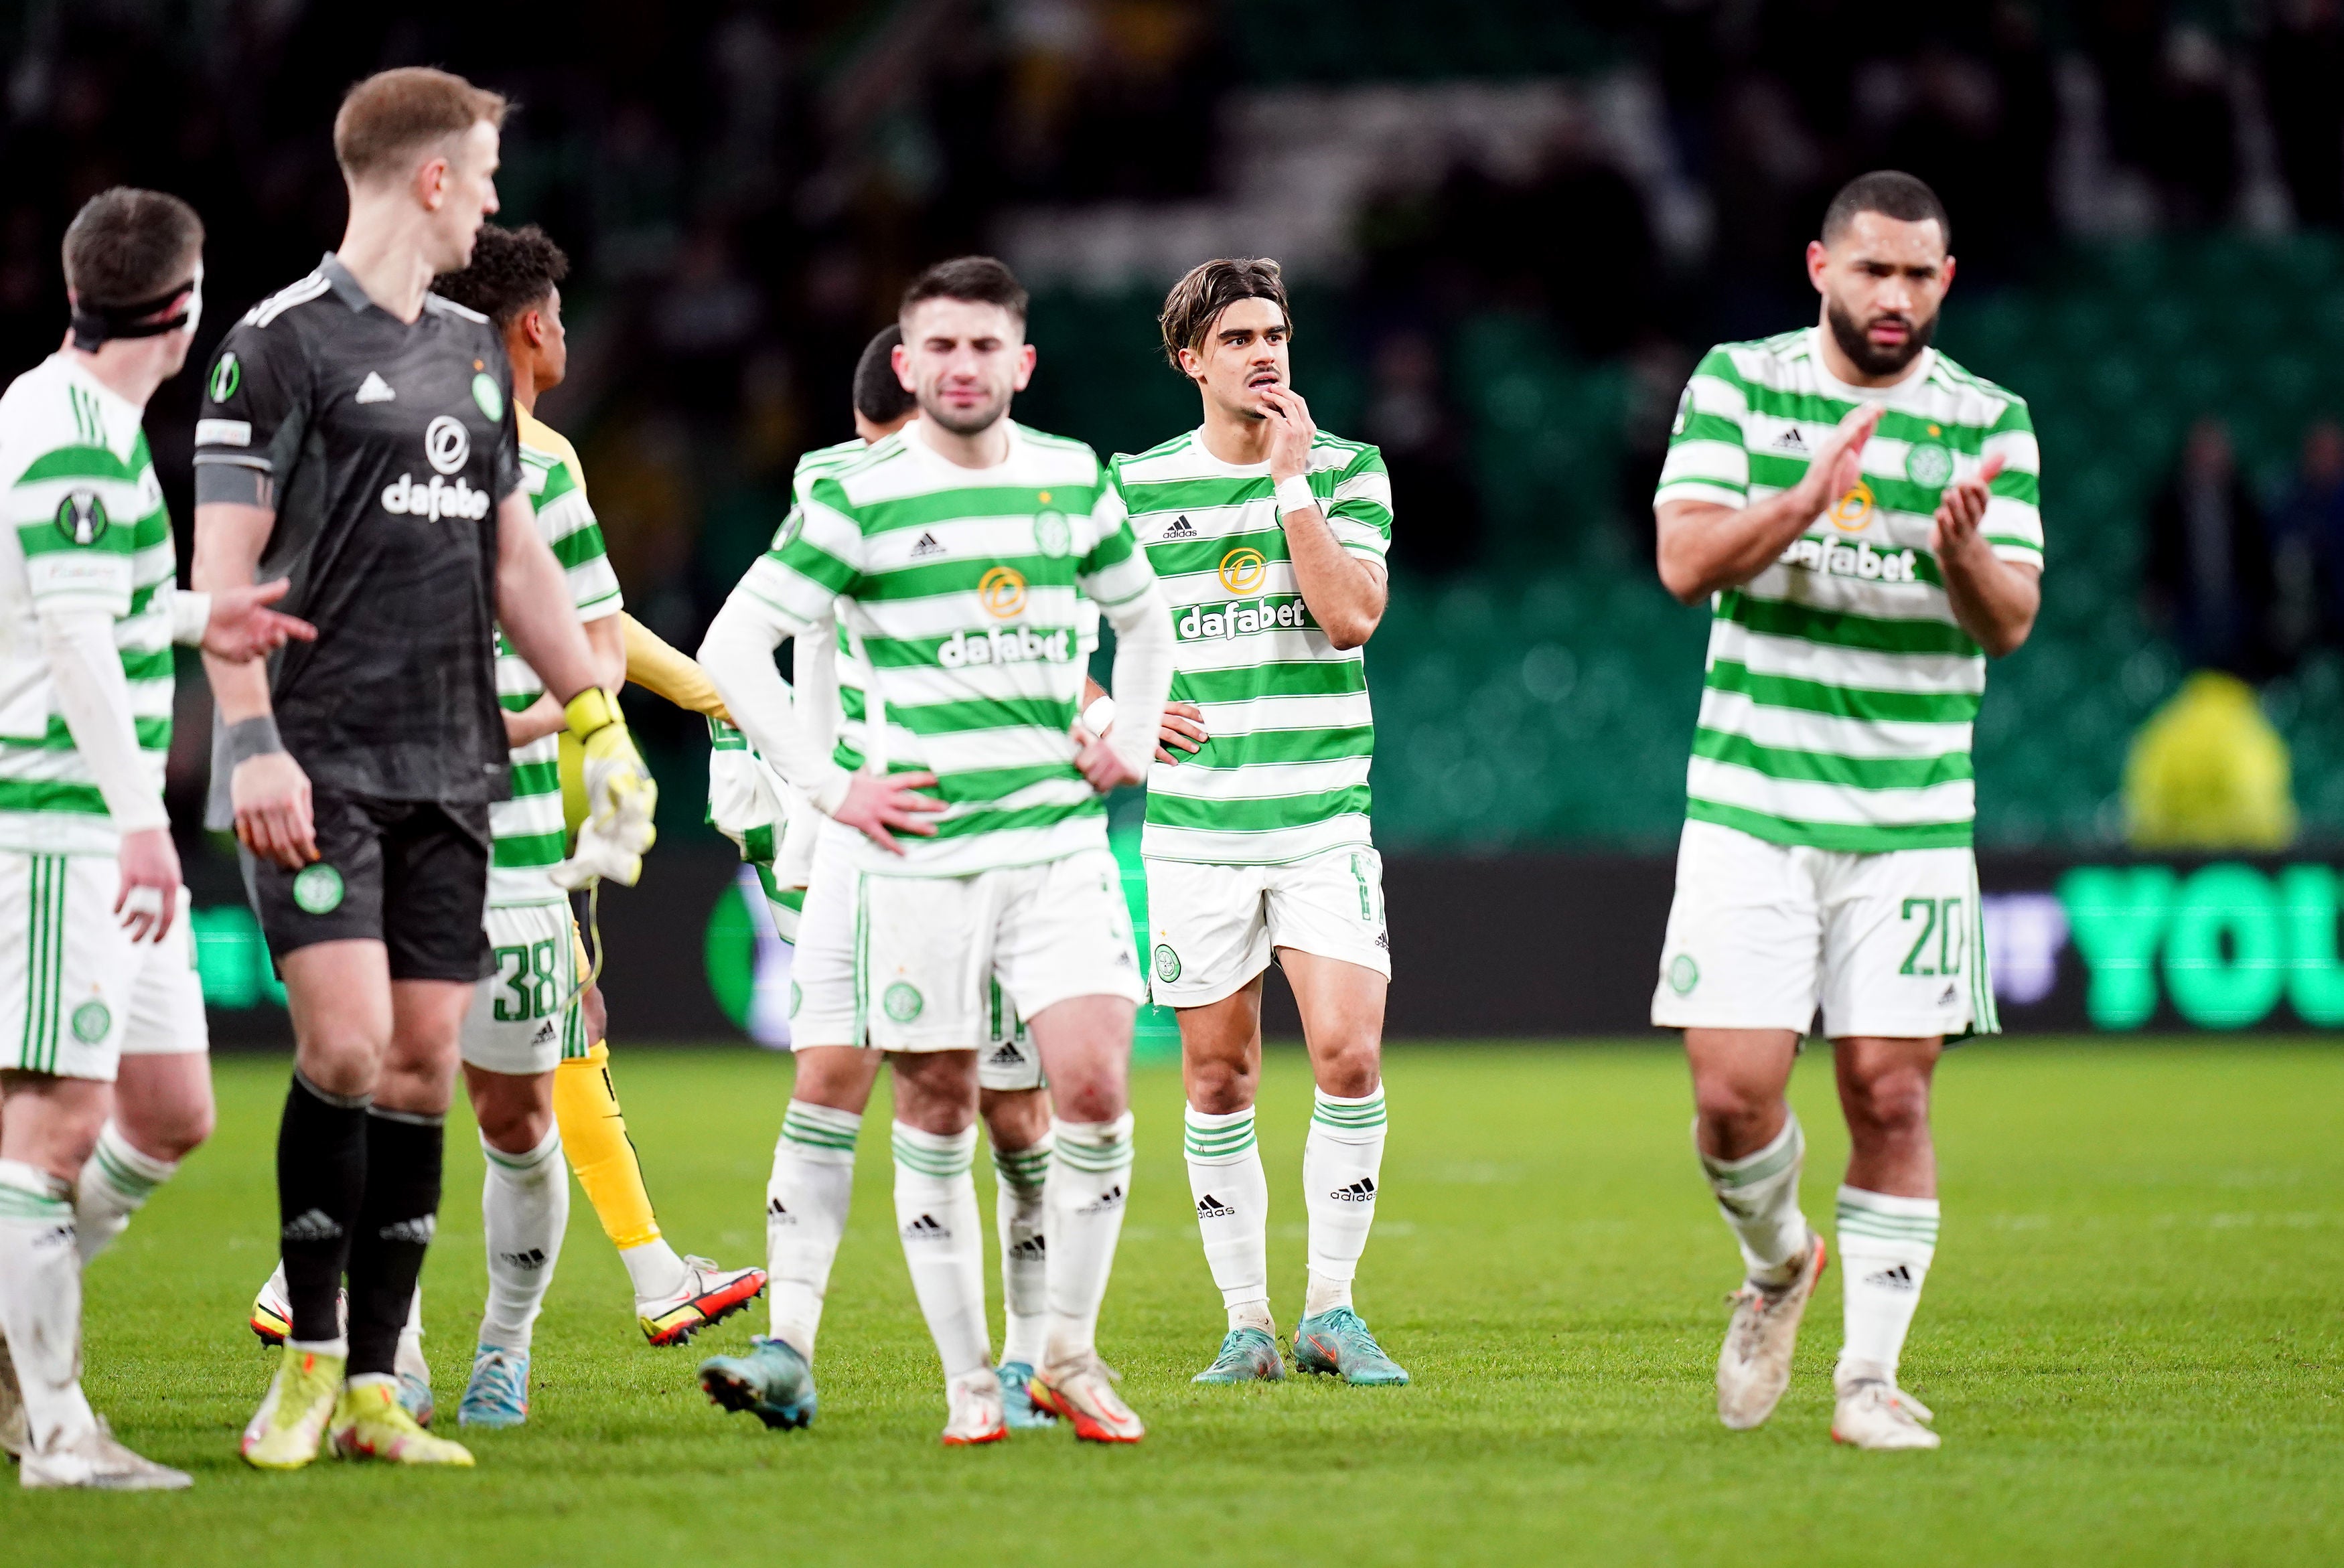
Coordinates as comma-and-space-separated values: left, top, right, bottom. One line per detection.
5, 0, 2344, 849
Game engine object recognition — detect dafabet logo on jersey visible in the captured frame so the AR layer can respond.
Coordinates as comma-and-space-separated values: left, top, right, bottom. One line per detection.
978, 565, 1027, 618
1218, 546, 1267, 594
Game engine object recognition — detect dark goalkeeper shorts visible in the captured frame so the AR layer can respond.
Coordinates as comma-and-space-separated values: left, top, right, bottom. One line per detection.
242, 791, 494, 982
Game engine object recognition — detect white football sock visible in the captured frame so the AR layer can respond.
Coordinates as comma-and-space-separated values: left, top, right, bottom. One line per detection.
74, 1120, 178, 1265
765, 1099, 860, 1359
992, 1134, 1051, 1368
0, 1160, 97, 1453
479, 1125, 568, 1352
1303, 1085, 1386, 1317
893, 1123, 990, 1381
1042, 1113, 1133, 1366
1835, 1185, 1938, 1383
618, 1237, 688, 1303
1697, 1111, 1810, 1288
1184, 1104, 1272, 1332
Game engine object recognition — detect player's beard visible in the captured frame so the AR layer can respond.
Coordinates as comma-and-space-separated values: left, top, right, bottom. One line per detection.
919, 382, 1012, 438
1825, 297, 1937, 379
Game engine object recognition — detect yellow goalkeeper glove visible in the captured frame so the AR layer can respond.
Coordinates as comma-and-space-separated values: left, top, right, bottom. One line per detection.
556, 688, 656, 885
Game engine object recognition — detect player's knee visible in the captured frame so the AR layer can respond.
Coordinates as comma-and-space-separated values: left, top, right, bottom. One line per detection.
146, 1095, 216, 1161
1844, 1069, 1931, 1140
1312, 1037, 1380, 1099
1691, 1075, 1779, 1148
1185, 1057, 1254, 1116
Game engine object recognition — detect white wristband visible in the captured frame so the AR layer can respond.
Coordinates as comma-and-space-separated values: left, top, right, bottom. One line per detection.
167, 587, 212, 647
1274, 474, 1317, 519
1082, 694, 1116, 735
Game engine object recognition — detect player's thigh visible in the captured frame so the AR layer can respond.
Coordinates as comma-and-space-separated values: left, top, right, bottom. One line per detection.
380, 800, 494, 984
1262, 845, 1392, 992
0, 850, 140, 1085
1651, 819, 1826, 1032
1143, 857, 1270, 1009
1817, 846, 1984, 1041
461, 902, 575, 1077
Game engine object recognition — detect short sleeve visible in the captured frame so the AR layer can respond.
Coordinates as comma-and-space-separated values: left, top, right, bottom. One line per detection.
534, 455, 622, 621
1980, 396, 2043, 571
1075, 477, 1157, 610
1324, 444, 1392, 562
7, 440, 137, 617
1654, 346, 1751, 511
192, 320, 309, 508
726, 475, 866, 640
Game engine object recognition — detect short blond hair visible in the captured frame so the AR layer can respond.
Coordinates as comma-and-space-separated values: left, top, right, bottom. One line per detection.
1159, 258, 1291, 372
334, 67, 508, 184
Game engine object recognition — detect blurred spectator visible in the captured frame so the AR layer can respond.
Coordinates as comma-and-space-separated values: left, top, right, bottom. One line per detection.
2272, 418, 2344, 649
2144, 418, 2280, 678
2124, 670, 2298, 849
1363, 331, 1482, 576
2262, 0, 2344, 226
2140, 27, 2238, 228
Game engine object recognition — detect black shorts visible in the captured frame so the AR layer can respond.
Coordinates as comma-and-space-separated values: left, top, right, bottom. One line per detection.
242, 791, 494, 982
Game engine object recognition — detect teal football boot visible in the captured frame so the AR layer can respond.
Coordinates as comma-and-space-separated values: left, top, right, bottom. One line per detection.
1293, 1307, 1409, 1386
1192, 1326, 1286, 1384
699, 1336, 818, 1430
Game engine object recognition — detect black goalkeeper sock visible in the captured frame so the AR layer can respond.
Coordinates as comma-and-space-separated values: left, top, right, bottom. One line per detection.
345, 1107, 445, 1377
277, 1071, 368, 1344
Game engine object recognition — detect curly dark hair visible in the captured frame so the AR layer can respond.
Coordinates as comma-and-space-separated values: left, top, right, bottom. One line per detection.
432, 223, 568, 329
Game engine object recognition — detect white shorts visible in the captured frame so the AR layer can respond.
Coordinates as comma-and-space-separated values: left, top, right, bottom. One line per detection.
1143, 846, 1391, 1010
1650, 819, 1996, 1039
0, 852, 206, 1081
459, 901, 585, 1076
791, 846, 1143, 1053
977, 977, 1044, 1092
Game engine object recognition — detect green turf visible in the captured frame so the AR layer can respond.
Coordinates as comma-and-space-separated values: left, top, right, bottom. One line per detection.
7, 1040, 2342, 1565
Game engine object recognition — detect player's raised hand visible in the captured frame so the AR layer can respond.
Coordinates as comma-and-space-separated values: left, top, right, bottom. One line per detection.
1156, 700, 1207, 764
832, 768, 944, 853
1930, 452, 2007, 557
200, 578, 316, 663
1260, 384, 1317, 485
232, 751, 317, 870
1072, 724, 1145, 793
1796, 402, 1883, 518
114, 826, 181, 942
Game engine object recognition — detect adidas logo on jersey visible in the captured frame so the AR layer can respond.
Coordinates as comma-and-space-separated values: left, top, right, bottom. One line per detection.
909, 531, 945, 558
281, 1208, 344, 1243
1328, 1177, 1377, 1204
1160, 515, 1197, 540
498, 1247, 549, 1271
902, 1212, 949, 1241
377, 1215, 437, 1245
1864, 1263, 1919, 1291
1196, 1193, 1237, 1220
1078, 1184, 1125, 1214
1770, 426, 1808, 454
355, 371, 396, 404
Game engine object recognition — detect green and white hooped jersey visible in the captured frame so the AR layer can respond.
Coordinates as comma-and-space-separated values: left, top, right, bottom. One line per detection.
1111, 427, 1391, 865
490, 410, 623, 906
1656, 328, 2043, 853
0, 355, 176, 855
725, 420, 1157, 876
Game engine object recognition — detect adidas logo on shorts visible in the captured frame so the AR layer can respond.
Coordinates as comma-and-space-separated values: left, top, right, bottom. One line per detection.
1196, 1193, 1237, 1220
986, 1042, 1025, 1067
1328, 1178, 1376, 1204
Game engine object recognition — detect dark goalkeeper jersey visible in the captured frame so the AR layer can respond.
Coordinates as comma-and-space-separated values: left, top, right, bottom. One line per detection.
194, 254, 521, 813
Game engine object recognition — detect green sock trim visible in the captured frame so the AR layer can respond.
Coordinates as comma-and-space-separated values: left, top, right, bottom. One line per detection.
782, 1103, 861, 1153
891, 1125, 975, 1179
991, 1144, 1052, 1190
0, 1185, 71, 1221
92, 1141, 164, 1198
1311, 1090, 1386, 1131
1055, 1137, 1134, 1174
1703, 1121, 1804, 1190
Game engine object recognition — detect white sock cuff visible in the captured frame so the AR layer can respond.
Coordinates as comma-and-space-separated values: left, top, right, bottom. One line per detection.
991, 1134, 1053, 1192
1836, 1185, 1940, 1253
482, 1122, 563, 1172
1310, 1084, 1387, 1140
1698, 1112, 1803, 1185
91, 1120, 178, 1192
0, 1158, 70, 1210
1184, 1103, 1256, 1162
891, 1122, 977, 1179
1053, 1112, 1134, 1173
782, 1099, 863, 1165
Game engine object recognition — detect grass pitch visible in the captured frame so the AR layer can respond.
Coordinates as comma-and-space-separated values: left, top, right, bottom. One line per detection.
7, 1040, 2342, 1565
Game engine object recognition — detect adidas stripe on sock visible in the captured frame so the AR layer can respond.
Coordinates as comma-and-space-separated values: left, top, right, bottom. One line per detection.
893, 1124, 990, 1381
1184, 1105, 1272, 1330
993, 1135, 1052, 1368
1696, 1112, 1810, 1287
765, 1099, 861, 1356
1835, 1185, 1939, 1383
75, 1119, 179, 1265
1303, 1085, 1387, 1318
1044, 1113, 1134, 1366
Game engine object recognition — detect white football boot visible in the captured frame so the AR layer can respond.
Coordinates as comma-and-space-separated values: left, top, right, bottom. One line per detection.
940, 1368, 1007, 1446
1832, 1373, 1940, 1450
23, 1419, 192, 1490
1716, 1231, 1827, 1430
